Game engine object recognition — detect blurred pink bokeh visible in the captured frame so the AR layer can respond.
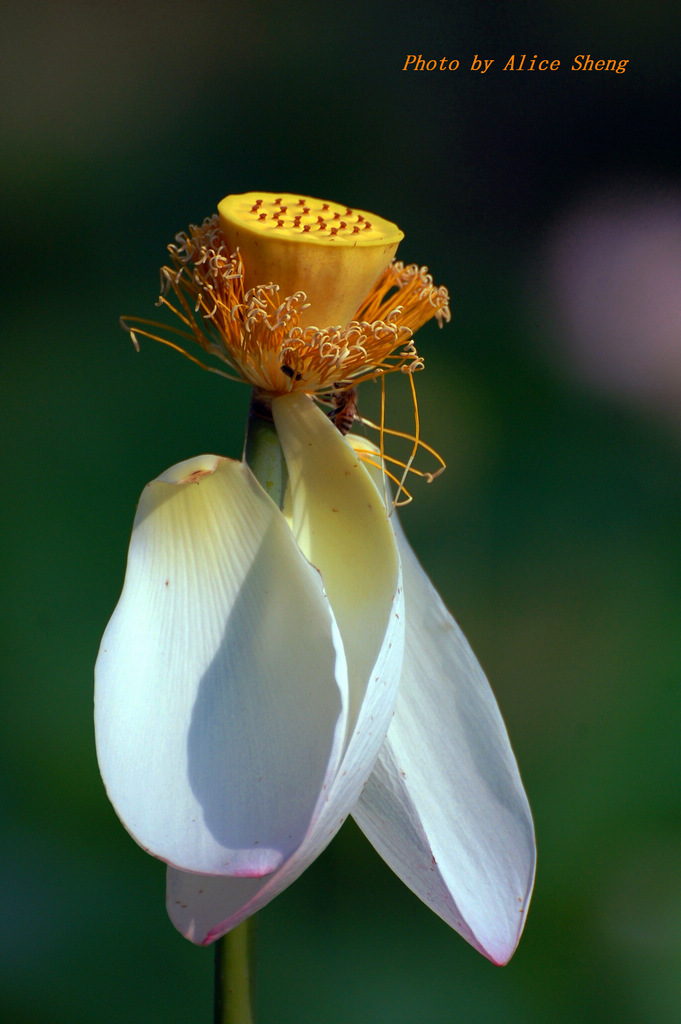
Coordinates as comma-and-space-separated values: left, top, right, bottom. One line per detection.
542, 186, 681, 426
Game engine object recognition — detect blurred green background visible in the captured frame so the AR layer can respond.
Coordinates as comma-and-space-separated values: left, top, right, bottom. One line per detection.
2, 1, 680, 1021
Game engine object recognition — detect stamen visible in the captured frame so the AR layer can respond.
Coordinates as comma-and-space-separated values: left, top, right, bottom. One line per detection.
122, 201, 450, 501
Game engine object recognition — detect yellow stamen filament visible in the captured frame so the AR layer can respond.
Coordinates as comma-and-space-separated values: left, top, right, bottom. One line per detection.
120, 317, 237, 381
358, 457, 416, 507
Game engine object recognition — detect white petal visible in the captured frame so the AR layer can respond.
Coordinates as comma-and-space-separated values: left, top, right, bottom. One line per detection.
272, 393, 400, 734
95, 455, 348, 876
167, 401, 406, 944
353, 512, 536, 965
167, 579, 405, 944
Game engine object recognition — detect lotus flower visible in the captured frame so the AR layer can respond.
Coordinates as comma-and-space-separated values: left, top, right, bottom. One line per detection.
95, 192, 535, 965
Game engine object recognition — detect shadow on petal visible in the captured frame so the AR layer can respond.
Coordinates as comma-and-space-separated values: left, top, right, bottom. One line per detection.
186, 515, 346, 877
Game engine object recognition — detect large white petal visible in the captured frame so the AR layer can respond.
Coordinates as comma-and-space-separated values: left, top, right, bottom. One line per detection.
167, 399, 405, 944
95, 455, 348, 877
351, 450, 536, 965
167, 592, 403, 943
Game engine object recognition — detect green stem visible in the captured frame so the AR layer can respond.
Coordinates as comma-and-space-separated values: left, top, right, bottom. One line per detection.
213, 919, 257, 1024
243, 390, 288, 508
212, 389, 285, 1024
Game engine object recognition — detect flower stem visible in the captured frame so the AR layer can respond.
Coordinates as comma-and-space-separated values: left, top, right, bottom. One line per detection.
213, 919, 257, 1024
213, 389, 285, 1023
243, 390, 288, 508
212, 387, 284, 1024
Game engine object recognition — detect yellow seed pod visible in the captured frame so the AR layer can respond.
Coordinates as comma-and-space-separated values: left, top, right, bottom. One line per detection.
218, 192, 404, 329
